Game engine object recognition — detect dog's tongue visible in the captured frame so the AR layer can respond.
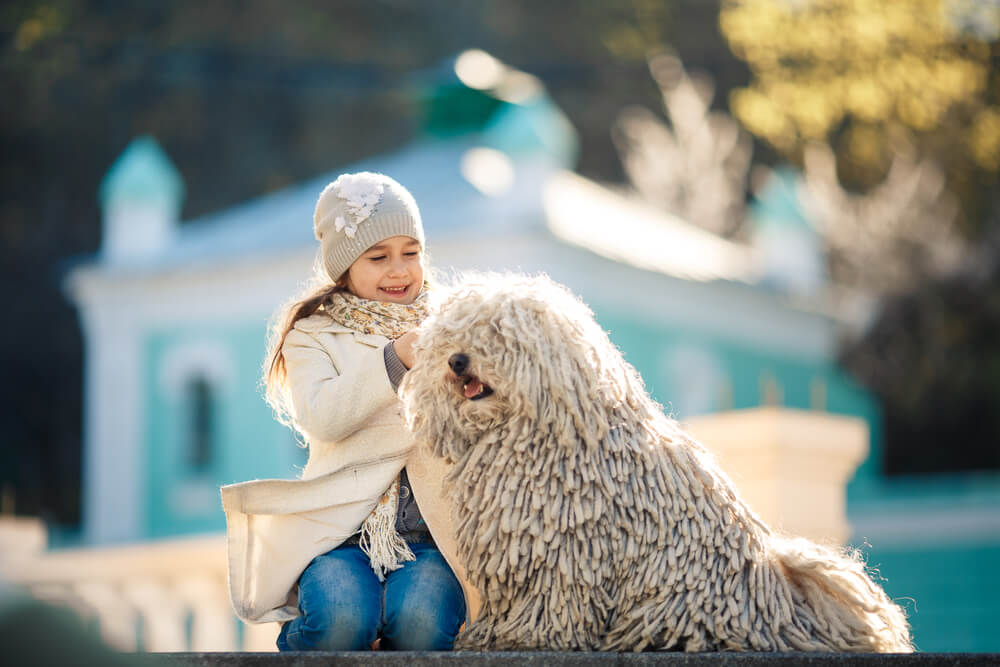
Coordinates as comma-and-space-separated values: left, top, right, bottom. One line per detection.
463, 378, 484, 398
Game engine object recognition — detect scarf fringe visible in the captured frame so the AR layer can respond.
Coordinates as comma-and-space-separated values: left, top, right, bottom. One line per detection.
358, 478, 416, 581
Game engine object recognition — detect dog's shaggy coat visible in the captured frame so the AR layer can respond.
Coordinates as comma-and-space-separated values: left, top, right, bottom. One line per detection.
400, 274, 912, 652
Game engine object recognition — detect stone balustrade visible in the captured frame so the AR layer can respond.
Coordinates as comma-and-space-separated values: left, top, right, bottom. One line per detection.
0, 531, 279, 652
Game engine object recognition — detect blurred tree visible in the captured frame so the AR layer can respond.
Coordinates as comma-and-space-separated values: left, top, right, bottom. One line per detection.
840, 220, 1000, 475
800, 140, 964, 294
612, 50, 753, 238
720, 0, 999, 231
720, 0, 1000, 475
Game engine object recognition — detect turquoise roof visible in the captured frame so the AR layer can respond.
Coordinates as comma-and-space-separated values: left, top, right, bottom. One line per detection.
482, 95, 578, 166
414, 50, 578, 166
99, 135, 185, 207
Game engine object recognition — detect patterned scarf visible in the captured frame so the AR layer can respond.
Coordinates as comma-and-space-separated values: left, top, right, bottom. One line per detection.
324, 286, 430, 581
325, 287, 430, 339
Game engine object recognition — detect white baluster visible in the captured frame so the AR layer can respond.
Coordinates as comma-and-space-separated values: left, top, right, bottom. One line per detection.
241, 621, 280, 652
123, 579, 187, 651
29, 583, 100, 638
30, 583, 92, 617
73, 581, 139, 650
176, 574, 237, 651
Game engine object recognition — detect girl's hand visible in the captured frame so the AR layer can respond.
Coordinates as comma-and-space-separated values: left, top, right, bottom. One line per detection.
393, 330, 419, 369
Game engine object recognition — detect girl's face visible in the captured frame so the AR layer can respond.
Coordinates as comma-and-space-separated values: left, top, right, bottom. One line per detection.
345, 235, 424, 304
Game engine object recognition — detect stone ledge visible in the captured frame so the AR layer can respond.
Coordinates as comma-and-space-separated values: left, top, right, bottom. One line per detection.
150, 652, 999, 666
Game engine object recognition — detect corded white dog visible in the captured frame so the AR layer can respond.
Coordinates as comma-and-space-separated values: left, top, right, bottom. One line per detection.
399, 273, 912, 652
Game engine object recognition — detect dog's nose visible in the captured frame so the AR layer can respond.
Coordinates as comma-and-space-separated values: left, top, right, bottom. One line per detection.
448, 353, 469, 375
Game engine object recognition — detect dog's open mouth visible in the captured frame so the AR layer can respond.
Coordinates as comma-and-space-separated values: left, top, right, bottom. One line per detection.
461, 375, 494, 400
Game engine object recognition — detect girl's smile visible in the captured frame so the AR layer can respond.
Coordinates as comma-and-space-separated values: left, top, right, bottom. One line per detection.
379, 284, 412, 299
345, 235, 424, 304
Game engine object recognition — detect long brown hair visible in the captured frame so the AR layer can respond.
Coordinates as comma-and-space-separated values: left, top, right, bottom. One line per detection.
262, 255, 348, 429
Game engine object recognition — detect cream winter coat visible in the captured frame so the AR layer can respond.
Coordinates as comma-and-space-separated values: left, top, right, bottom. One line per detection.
221, 312, 480, 624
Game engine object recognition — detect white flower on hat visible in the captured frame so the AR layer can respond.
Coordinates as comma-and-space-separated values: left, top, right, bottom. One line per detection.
333, 215, 352, 237
332, 172, 385, 238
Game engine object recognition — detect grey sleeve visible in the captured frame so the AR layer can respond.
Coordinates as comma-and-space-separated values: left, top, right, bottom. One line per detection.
383, 342, 408, 392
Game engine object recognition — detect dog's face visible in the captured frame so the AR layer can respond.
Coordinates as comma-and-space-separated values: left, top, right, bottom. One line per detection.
400, 274, 626, 461
401, 280, 531, 449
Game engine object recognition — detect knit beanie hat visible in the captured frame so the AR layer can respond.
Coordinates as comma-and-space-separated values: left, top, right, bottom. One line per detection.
313, 172, 425, 282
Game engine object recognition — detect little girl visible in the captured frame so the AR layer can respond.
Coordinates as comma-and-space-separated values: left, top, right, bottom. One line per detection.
222, 172, 468, 651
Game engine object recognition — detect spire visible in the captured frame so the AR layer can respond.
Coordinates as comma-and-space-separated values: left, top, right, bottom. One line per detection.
98, 135, 185, 263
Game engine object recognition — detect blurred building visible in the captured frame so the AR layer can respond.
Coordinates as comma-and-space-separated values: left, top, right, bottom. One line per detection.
61, 51, 998, 651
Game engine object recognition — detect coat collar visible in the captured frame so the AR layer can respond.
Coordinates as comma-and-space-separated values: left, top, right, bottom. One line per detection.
294, 312, 387, 347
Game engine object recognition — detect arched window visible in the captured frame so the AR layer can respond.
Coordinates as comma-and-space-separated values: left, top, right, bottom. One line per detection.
159, 339, 232, 477
186, 375, 214, 472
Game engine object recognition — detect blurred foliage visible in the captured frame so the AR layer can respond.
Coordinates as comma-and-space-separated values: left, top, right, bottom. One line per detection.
721, 0, 1000, 476
0, 0, 740, 525
841, 223, 1000, 475
612, 51, 754, 239
720, 0, 999, 231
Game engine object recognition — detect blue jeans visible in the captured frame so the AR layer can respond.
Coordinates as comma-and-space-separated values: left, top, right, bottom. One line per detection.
276, 542, 466, 651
